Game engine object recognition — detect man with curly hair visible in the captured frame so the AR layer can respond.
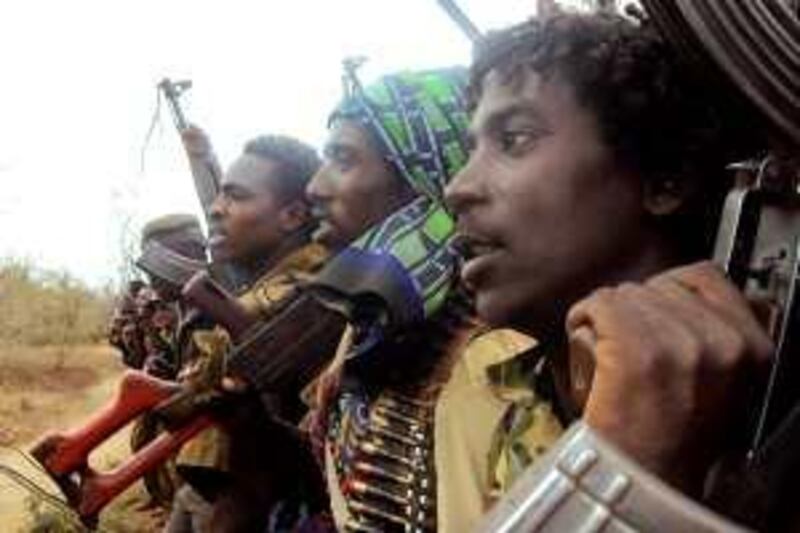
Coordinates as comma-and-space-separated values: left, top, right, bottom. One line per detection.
445, 9, 773, 513
300, 66, 565, 532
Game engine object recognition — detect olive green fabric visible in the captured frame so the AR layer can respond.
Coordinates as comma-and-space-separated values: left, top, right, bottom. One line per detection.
175, 243, 330, 495
321, 327, 565, 532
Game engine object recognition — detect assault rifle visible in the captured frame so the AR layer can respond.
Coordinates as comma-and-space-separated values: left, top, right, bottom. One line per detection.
158, 78, 221, 224
30, 272, 346, 526
157, 78, 243, 290
436, 0, 483, 44
476, 0, 800, 531
109, 283, 174, 372
477, 154, 800, 533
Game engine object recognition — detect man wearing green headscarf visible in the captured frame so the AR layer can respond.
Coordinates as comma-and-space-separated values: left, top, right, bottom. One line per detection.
304, 66, 563, 532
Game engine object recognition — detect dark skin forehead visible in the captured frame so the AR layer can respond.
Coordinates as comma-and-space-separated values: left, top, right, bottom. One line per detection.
222, 153, 283, 196
323, 119, 384, 164
470, 68, 599, 147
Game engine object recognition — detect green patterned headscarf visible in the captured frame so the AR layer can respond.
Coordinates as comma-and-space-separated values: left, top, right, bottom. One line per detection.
333, 67, 469, 207
312, 67, 470, 329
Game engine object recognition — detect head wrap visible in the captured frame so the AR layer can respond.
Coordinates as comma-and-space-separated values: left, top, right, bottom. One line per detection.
332, 67, 469, 205
312, 67, 470, 329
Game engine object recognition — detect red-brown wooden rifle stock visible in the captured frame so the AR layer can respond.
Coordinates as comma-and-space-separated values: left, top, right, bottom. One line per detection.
30, 272, 345, 526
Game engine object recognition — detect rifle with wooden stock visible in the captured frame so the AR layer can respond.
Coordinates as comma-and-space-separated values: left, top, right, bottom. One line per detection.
30, 272, 345, 526
158, 78, 244, 290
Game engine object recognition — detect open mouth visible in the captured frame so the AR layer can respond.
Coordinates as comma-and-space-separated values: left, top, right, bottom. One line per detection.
311, 205, 330, 224
207, 230, 227, 249
453, 232, 504, 290
453, 233, 501, 260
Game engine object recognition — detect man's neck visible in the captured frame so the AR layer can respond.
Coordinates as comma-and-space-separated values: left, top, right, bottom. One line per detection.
524, 236, 684, 336
528, 238, 686, 416
238, 232, 309, 284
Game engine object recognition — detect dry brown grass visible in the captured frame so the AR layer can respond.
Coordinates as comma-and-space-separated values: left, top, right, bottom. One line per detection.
0, 344, 123, 446
0, 261, 167, 530
0, 345, 167, 532
0, 259, 113, 348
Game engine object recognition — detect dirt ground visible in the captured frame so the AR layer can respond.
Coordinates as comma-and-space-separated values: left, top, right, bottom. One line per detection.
0, 345, 167, 532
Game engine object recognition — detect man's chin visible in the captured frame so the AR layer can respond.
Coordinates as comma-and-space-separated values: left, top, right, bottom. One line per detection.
209, 243, 233, 264
475, 288, 516, 328
475, 286, 543, 335
312, 225, 346, 250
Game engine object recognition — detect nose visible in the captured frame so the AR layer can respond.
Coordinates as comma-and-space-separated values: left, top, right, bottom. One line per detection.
445, 158, 486, 216
306, 164, 333, 204
210, 192, 227, 221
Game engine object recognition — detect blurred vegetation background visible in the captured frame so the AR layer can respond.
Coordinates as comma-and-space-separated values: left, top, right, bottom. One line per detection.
0, 259, 163, 532
0, 258, 113, 349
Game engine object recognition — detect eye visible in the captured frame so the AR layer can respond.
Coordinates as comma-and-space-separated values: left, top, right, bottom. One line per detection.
324, 146, 355, 172
333, 154, 354, 172
498, 130, 537, 154
222, 187, 252, 202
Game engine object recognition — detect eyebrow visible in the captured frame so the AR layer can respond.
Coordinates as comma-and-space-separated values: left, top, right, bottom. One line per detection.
322, 141, 358, 158
220, 181, 252, 195
473, 101, 550, 137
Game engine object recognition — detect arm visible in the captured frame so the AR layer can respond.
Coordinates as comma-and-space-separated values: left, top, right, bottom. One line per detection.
157, 79, 221, 223
31, 272, 344, 525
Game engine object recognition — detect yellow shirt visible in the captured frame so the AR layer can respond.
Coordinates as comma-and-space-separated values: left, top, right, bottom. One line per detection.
325, 327, 565, 532
437, 328, 564, 532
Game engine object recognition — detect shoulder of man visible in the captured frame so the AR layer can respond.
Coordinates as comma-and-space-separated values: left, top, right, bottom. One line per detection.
240, 243, 330, 318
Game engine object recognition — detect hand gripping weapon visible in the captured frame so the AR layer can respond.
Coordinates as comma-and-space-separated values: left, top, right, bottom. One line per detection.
29, 273, 346, 526
477, 1, 800, 531
157, 78, 243, 289
157, 78, 221, 223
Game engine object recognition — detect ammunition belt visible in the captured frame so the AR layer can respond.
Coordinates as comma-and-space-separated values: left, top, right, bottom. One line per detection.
330, 390, 438, 533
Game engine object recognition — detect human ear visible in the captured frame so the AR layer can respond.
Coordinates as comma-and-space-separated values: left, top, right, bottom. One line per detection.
279, 200, 311, 233
643, 177, 689, 216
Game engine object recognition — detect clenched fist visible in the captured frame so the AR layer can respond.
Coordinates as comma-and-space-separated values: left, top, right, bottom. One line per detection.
566, 261, 772, 494
180, 125, 213, 157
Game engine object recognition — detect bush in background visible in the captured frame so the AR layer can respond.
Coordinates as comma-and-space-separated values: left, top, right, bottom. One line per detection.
0, 258, 113, 348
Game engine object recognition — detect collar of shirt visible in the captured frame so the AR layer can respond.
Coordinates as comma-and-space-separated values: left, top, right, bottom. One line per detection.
461, 328, 546, 404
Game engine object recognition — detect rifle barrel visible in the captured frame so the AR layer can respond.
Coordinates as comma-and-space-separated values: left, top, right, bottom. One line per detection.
436, 0, 483, 44
158, 78, 191, 132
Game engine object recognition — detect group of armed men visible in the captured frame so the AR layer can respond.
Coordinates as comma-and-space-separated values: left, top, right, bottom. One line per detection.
102, 5, 798, 533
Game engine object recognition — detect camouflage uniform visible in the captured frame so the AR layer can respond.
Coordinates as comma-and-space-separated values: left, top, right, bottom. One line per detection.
174, 243, 331, 533
129, 214, 208, 510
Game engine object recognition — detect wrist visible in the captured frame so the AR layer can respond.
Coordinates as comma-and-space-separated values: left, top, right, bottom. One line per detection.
584, 414, 708, 497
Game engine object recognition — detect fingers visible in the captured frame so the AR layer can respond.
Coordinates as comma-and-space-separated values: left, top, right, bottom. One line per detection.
181, 125, 212, 155
568, 324, 596, 409
567, 283, 715, 379
221, 376, 248, 393
567, 262, 773, 373
647, 262, 773, 365
564, 261, 775, 493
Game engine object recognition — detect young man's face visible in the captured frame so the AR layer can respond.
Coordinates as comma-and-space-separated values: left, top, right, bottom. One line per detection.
208, 154, 296, 265
446, 69, 655, 334
306, 120, 413, 250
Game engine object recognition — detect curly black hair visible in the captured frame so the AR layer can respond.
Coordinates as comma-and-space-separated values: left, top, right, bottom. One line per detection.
470, 13, 767, 260
244, 135, 321, 204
